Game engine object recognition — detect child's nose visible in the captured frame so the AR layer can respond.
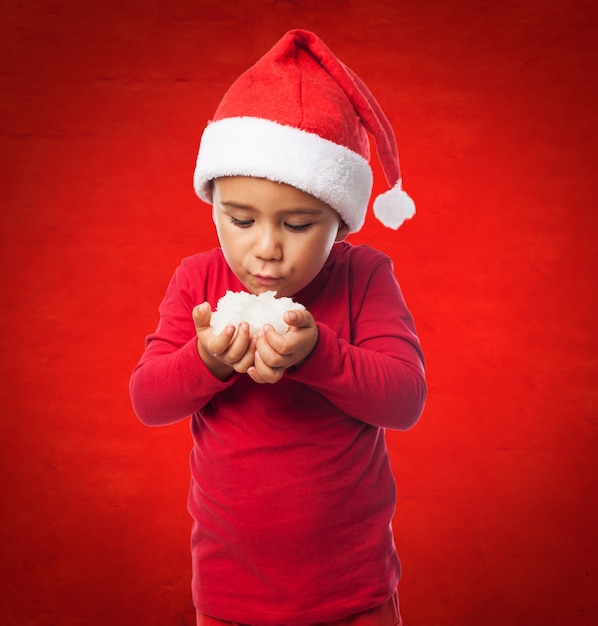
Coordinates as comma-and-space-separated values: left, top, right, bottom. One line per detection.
253, 226, 282, 261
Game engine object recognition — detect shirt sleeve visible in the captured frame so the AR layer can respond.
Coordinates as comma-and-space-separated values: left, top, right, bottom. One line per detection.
129, 262, 238, 426
286, 255, 426, 431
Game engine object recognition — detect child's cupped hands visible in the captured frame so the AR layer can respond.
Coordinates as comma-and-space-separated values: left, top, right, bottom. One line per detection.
248, 309, 318, 384
193, 303, 318, 383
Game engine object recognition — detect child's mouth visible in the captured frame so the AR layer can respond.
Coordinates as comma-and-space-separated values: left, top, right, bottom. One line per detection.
254, 275, 280, 286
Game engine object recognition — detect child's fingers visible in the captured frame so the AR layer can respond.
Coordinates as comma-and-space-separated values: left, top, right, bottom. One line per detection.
246, 365, 264, 384
213, 322, 252, 364
231, 337, 256, 373
255, 328, 288, 366
206, 324, 235, 354
260, 317, 319, 371
250, 350, 284, 384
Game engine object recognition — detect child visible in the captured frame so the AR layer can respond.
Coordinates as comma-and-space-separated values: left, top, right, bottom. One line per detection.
130, 29, 426, 626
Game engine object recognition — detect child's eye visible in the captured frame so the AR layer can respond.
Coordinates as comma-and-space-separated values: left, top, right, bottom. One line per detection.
285, 223, 312, 233
230, 216, 253, 228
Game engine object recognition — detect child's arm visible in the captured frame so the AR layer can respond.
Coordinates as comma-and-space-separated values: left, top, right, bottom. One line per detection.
130, 332, 231, 426
289, 321, 426, 431
130, 262, 248, 427
272, 257, 426, 431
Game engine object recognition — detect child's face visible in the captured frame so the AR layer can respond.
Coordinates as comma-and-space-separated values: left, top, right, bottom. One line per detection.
212, 176, 348, 297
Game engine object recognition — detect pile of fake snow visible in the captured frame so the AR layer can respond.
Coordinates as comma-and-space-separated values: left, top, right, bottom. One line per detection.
210, 290, 305, 336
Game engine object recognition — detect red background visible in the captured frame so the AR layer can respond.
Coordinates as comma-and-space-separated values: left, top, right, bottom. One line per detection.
1, 1, 596, 625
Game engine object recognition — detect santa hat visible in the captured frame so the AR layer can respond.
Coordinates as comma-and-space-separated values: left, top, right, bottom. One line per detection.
193, 29, 415, 233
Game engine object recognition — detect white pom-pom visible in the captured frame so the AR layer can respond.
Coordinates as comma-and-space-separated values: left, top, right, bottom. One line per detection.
372, 179, 416, 230
210, 290, 305, 336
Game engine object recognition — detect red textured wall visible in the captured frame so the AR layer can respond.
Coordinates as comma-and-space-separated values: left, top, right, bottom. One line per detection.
1, 1, 596, 625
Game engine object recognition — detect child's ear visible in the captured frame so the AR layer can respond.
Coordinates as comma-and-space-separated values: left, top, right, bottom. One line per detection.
335, 222, 350, 242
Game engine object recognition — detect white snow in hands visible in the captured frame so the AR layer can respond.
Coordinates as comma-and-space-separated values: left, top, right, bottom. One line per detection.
210, 290, 305, 336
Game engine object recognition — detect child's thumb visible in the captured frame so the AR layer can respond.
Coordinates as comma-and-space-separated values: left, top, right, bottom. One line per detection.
284, 308, 313, 329
192, 302, 212, 331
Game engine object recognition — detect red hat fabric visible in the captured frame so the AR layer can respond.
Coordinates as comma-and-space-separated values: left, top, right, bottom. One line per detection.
193, 29, 415, 233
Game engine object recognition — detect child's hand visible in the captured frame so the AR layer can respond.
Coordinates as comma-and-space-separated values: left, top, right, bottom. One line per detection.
248, 309, 318, 384
193, 303, 256, 380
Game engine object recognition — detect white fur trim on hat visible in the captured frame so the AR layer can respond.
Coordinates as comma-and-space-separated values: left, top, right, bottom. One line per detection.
193, 116, 373, 233
373, 180, 416, 230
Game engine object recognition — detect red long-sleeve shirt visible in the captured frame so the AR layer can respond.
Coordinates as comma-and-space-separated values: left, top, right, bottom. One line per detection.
130, 241, 425, 625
